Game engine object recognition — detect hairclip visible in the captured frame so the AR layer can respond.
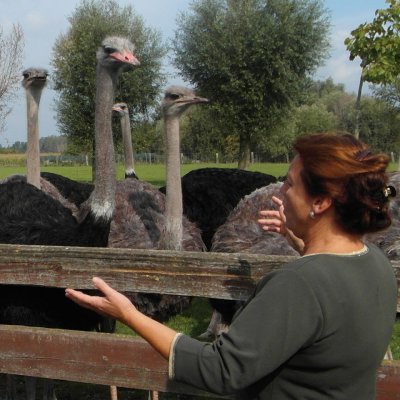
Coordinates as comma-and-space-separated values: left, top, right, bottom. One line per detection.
355, 149, 371, 161
383, 185, 397, 198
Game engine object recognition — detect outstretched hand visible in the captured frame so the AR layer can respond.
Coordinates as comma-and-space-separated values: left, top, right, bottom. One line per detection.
66, 277, 178, 360
65, 277, 136, 326
258, 196, 305, 255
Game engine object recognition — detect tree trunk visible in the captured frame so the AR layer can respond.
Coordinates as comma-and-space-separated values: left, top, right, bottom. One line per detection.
354, 68, 365, 139
237, 134, 251, 170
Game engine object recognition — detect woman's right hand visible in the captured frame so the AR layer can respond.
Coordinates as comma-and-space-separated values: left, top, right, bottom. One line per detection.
258, 196, 305, 255
258, 195, 287, 234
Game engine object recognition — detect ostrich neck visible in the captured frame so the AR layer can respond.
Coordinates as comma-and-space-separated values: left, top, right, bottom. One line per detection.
90, 64, 117, 220
163, 116, 183, 250
121, 112, 135, 175
26, 88, 43, 189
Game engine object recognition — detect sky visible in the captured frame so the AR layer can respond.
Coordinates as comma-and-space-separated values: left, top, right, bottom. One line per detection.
0, 0, 389, 146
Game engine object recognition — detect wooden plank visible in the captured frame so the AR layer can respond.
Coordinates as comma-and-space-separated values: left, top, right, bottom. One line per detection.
377, 361, 400, 399
0, 325, 398, 399
0, 243, 294, 300
0, 244, 398, 305
0, 325, 228, 398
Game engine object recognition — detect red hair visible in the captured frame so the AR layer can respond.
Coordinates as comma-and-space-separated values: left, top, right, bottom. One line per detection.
294, 132, 391, 234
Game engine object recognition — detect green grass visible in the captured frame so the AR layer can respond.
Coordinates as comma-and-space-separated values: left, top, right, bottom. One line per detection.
116, 297, 213, 339
391, 319, 400, 359
0, 162, 290, 187
0, 160, 396, 186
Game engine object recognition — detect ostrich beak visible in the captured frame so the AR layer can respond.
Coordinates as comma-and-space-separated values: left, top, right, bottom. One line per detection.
110, 50, 140, 66
194, 96, 210, 104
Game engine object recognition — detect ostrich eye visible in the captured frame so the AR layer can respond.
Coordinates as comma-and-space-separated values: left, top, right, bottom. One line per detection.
103, 45, 116, 54
166, 93, 180, 101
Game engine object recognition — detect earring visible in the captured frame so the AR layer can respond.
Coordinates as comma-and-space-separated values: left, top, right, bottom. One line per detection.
309, 210, 316, 219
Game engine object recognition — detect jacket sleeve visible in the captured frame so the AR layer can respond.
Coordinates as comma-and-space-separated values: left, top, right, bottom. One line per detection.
170, 269, 324, 395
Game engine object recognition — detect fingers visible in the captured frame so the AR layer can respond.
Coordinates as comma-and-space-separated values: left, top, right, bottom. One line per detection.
65, 288, 99, 311
259, 210, 280, 218
92, 277, 114, 297
271, 195, 283, 206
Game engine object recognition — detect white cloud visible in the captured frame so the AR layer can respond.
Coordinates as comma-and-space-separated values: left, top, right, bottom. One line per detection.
24, 11, 47, 30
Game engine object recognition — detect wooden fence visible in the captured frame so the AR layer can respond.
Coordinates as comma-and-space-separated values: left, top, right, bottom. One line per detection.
0, 243, 398, 399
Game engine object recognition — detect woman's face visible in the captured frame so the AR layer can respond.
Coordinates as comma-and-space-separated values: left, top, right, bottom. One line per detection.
280, 155, 314, 237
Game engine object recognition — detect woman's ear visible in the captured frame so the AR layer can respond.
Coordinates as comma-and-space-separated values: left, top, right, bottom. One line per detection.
312, 196, 332, 216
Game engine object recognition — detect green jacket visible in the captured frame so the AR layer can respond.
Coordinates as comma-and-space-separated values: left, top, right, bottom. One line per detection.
170, 244, 397, 399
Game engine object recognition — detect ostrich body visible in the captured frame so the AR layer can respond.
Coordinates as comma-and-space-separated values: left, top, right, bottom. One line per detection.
107, 86, 208, 321
40, 171, 94, 208
203, 182, 298, 334
159, 168, 277, 249
211, 182, 298, 256
112, 102, 138, 179
0, 37, 139, 400
365, 171, 400, 261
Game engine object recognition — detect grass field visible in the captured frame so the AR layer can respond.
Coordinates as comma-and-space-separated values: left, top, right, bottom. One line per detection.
0, 161, 290, 186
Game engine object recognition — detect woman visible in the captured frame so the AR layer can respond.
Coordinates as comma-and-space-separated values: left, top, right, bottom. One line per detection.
66, 132, 397, 399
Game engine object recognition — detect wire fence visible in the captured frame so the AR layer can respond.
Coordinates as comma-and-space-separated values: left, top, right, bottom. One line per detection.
0, 151, 397, 168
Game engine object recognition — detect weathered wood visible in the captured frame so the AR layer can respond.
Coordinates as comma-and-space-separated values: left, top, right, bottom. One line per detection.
0, 325, 227, 398
0, 243, 294, 300
0, 243, 398, 398
377, 361, 400, 399
0, 325, 397, 399
0, 244, 398, 306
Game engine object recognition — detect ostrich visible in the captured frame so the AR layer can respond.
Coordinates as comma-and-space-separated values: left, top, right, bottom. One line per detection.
40, 102, 137, 206
0, 36, 139, 400
40, 171, 94, 209
112, 102, 138, 179
365, 171, 399, 260
107, 86, 208, 322
1, 68, 82, 217
197, 182, 299, 338
108, 86, 208, 400
159, 168, 277, 249
39, 101, 136, 208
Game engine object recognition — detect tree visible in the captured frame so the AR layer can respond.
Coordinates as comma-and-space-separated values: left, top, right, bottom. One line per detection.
344, 0, 400, 138
371, 83, 400, 164
172, 0, 330, 169
0, 24, 24, 133
51, 0, 167, 155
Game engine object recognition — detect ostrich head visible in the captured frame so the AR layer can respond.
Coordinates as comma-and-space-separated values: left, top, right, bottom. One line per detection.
22, 67, 48, 90
112, 102, 129, 117
161, 86, 209, 117
96, 36, 140, 70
